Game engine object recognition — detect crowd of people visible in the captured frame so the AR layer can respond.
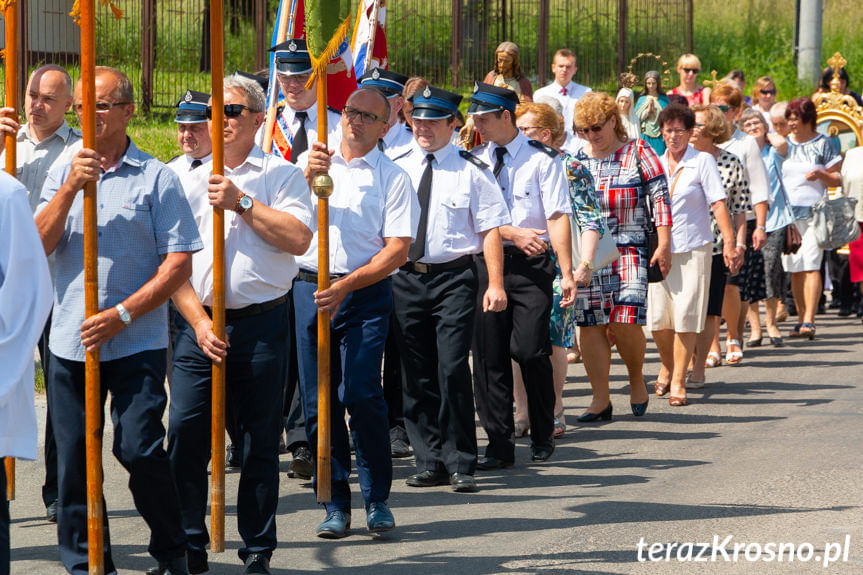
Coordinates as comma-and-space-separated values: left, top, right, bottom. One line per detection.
1, 39, 862, 575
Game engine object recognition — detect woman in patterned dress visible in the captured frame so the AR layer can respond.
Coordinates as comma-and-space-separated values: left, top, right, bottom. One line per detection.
512, 102, 603, 437
688, 104, 750, 386
572, 92, 672, 420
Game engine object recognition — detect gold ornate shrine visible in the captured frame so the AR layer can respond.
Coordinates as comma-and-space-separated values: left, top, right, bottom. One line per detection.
813, 52, 863, 155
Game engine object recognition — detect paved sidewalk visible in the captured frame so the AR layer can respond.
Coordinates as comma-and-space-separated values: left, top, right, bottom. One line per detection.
8, 312, 863, 574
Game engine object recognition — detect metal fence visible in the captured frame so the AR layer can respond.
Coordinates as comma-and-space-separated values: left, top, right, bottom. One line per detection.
2, 0, 691, 111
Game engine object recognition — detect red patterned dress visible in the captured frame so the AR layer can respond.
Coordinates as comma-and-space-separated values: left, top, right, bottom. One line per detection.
573, 140, 672, 325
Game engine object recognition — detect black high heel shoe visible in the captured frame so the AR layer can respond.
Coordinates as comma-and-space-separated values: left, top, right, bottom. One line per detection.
631, 397, 649, 417
576, 403, 613, 422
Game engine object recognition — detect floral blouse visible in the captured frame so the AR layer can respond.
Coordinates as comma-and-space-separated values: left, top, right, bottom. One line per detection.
563, 153, 604, 236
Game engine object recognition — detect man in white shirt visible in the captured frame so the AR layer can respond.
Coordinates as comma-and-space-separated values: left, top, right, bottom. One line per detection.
0, 64, 81, 524
297, 87, 418, 539
167, 89, 212, 176
0, 173, 53, 575
167, 74, 313, 575
533, 49, 592, 136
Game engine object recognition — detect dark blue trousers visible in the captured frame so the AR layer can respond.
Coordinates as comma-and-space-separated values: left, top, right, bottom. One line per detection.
48, 349, 186, 575
1, 458, 8, 575
167, 302, 286, 562
293, 277, 392, 514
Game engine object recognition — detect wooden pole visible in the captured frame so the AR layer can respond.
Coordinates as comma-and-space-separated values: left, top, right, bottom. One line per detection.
79, 0, 105, 572
209, 0, 227, 554
313, 72, 332, 503
262, 0, 292, 154
3, 0, 19, 504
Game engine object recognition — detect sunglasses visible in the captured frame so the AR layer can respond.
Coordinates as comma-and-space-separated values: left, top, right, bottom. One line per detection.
574, 118, 609, 135
206, 104, 253, 119
343, 106, 383, 125
682, 67, 700, 74
73, 101, 131, 114
759, 89, 777, 95
716, 104, 737, 113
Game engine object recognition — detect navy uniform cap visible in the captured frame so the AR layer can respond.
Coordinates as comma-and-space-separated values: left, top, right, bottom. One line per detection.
359, 67, 409, 97
175, 89, 210, 124
235, 70, 269, 93
467, 81, 519, 115
408, 85, 462, 120
269, 38, 312, 76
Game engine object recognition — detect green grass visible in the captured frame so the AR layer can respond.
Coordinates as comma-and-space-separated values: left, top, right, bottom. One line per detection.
35, 361, 45, 394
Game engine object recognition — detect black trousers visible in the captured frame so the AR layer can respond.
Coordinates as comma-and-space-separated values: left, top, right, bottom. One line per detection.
49, 349, 187, 575
37, 316, 57, 508
393, 264, 478, 475
1, 458, 8, 575
472, 251, 555, 462
382, 316, 406, 431
168, 302, 287, 562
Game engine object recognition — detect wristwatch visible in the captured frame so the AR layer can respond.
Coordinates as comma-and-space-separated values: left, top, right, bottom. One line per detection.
235, 192, 253, 214
115, 303, 132, 326
580, 260, 595, 271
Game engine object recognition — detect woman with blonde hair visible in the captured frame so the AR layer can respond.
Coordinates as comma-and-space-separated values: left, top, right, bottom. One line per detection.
752, 76, 778, 132
572, 92, 672, 420
512, 101, 603, 437
669, 53, 711, 106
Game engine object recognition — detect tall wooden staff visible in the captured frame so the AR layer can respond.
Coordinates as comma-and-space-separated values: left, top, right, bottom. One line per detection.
3, 0, 19, 504
305, 0, 351, 503
261, 0, 292, 154
78, 0, 105, 572
209, 0, 227, 554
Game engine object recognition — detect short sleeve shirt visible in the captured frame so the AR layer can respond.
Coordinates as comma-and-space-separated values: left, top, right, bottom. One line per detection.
296, 146, 419, 274
39, 139, 204, 361
782, 133, 841, 208
394, 142, 511, 264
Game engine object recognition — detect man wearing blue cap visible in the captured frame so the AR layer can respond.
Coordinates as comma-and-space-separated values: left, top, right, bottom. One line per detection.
268, 39, 341, 163
359, 67, 413, 160
393, 85, 510, 493
168, 89, 212, 176
468, 81, 575, 469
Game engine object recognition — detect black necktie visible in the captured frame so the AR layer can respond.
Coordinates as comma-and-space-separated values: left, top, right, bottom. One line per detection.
409, 153, 435, 262
493, 147, 507, 179
290, 110, 309, 163
190, 159, 202, 171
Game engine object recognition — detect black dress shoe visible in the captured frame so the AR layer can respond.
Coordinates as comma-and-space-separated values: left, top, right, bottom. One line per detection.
405, 469, 449, 487
226, 444, 242, 469
243, 553, 271, 574
46, 500, 58, 523
450, 473, 477, 492
576, 403, 612, 422
288, 446, 313, 479
186, 549, 208, 575
476, 455, 514, 470
145, 556, 189, 575
530, 442, 555, 462
390, 426, 411, 458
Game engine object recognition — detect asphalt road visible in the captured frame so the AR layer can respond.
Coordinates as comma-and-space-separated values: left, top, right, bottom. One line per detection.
8, 311, 863, 574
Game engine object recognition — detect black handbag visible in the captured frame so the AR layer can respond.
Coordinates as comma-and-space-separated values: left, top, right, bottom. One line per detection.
634, 142, 664, 283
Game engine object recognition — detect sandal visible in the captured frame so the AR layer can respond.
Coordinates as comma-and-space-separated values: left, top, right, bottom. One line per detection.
553, 415, 566, 438
669, 395, 688, 406
686, 372, 706, 389
514, 422, 529, 438
705, 351, 722, 368
566, 350, 582, 364
725, 339, 743, 365
654, 380, 670, 397
798, 322, 816, 340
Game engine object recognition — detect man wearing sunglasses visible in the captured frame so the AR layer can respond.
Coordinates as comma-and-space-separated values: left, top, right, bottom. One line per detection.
35, 66, 203, 575
392, 85, 509, 494
467, 81, 575, 469
268, 39, 342, 164
296, 87, 418, 539
166, 73, 313, 575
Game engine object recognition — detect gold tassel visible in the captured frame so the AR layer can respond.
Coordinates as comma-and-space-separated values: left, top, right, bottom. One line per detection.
304, 14, 353, 91
70, 0, 124, 25
0, 1, 17, 11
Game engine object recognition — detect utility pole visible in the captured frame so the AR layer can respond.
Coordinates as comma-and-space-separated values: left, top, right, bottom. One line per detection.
796, 0, 822, 90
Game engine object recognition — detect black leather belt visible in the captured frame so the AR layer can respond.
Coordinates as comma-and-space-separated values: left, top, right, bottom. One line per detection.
503, 243, 551, 256
204, 294, 287, 321
400, 254, 474, 274
296, 269, 345, 284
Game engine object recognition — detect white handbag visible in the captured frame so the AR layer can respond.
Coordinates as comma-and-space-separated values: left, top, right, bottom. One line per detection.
571, 213, 619, 271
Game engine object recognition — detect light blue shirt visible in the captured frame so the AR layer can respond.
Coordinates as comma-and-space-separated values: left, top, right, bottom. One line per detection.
39, 138, 204, 362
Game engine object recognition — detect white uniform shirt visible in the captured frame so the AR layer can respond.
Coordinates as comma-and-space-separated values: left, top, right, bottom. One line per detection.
255, 102, 343, 152
167, 152, 213, 177
394, 141, 511, 264
719, 129, 770, 219
0, 174, 53, 460
471, 132, 572, 243
381, 121, 414, 160
533, 80, 592, 135
297, 146, 418, 274
659, 145, 727, 253
184, 146, 313, 308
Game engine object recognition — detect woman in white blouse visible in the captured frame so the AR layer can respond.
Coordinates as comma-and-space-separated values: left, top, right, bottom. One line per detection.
649, 104, 740, 406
